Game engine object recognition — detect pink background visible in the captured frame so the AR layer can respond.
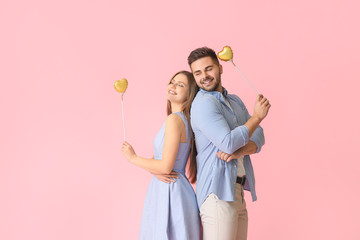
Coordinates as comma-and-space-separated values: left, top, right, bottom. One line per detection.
1, 0, 360, 239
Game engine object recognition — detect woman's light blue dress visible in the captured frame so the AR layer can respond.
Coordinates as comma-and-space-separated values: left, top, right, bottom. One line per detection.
139, 112, 201, 240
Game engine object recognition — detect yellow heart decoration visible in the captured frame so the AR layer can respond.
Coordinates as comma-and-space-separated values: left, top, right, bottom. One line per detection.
114, 78, 128, 94
217, 46, 233, 62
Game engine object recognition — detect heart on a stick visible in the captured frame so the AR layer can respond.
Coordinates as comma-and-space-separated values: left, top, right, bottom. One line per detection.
114, 78, 128, 94
217, 46, 233, 62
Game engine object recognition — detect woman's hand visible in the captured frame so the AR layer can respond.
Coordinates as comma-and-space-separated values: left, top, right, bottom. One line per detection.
121, 141, 136, 163
154, 171, 179, 183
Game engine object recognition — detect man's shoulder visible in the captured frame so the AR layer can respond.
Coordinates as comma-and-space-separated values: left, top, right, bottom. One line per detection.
192, 91, 218, 106
227, 94, 247, 111
191, 92, 221, 120
227, 93, 242, 102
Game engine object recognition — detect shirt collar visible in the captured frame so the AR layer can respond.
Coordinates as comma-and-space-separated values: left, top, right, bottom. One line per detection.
199, 87, 228, 101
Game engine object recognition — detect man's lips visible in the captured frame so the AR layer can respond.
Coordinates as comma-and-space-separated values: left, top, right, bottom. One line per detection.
202, 78, 214, 85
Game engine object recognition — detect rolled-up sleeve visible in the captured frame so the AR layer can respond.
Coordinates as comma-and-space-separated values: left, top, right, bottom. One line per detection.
250, 125, 265, 153
191, 95, 249, 154
233, 96, 265, 153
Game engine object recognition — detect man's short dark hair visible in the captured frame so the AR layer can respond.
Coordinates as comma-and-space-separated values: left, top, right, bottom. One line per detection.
187, 47, 219, 67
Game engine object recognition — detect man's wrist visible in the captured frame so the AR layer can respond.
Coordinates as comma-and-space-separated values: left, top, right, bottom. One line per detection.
234, 148, 243, 158
251, 115, 262, 123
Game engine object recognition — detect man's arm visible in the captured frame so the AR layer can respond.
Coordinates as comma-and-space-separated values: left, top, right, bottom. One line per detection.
234, 95, 265, 154
191, 95, 250, 154
249, 126, 265, 154
216, 95, 269, 162
192, 94, 269, 154
238, 140, 259, 155
216, 140, 258, 162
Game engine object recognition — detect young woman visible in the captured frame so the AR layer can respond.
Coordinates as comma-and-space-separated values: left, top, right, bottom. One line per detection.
121, 71, 200, 240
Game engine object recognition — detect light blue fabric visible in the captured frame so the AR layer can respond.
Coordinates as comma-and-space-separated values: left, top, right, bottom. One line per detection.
139, 112, 201, 240
191, 88, 265, 207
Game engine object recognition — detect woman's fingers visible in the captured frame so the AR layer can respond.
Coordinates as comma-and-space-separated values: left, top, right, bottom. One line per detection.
155, 175, 169, 183
169, 171, 179, 178
155, 173, 178, 183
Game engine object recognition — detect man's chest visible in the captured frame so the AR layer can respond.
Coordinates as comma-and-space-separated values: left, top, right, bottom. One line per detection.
220, 100, 248, 129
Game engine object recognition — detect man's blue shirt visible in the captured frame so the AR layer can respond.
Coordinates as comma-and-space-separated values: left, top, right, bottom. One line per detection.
191, 88, 265, 207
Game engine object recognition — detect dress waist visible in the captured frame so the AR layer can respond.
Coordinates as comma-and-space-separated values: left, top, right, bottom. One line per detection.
172, 169, 186, 175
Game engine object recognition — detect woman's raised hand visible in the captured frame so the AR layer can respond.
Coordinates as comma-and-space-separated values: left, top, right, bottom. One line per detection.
121, 141, 136, 163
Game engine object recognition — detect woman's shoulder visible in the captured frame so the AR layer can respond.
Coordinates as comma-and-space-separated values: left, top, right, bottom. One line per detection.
163, 113, 186, 138
166, 112, 185, 126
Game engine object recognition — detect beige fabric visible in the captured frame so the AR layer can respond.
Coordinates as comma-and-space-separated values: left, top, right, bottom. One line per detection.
199, 184, 248, 240
237, 156, 246, 177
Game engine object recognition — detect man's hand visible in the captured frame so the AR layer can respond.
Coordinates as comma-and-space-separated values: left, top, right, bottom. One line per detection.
216, 151, 239, 162
216, 141, 258, 162
253, 94, 271, 121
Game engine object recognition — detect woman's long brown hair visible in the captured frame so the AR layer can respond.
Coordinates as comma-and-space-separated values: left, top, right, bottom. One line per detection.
166, 71, 198, 184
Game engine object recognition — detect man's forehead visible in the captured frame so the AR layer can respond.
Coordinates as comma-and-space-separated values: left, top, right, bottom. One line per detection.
191, 57, 216, 71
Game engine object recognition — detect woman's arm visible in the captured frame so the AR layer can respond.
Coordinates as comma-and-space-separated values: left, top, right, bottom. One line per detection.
152, 171, 179, 183
121, 114, 183, 174
149, 155, 179, 183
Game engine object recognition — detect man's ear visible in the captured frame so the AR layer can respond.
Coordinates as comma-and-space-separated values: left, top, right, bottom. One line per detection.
219, 64, 223, 74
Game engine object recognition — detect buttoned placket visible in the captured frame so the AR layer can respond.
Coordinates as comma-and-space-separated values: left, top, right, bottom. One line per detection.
218, 93, 243, 194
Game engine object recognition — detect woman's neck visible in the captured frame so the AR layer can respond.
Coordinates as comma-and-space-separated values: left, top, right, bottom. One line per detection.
171, 102, 183, 113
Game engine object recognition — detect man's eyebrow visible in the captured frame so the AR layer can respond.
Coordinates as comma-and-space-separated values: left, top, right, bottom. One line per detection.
193, 65, 213, 74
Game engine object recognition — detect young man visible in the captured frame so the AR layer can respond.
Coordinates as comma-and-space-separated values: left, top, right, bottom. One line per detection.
188, 47, 271, 240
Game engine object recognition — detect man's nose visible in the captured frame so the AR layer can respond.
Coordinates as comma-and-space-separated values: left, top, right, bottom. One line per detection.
202, 73, 209, 80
